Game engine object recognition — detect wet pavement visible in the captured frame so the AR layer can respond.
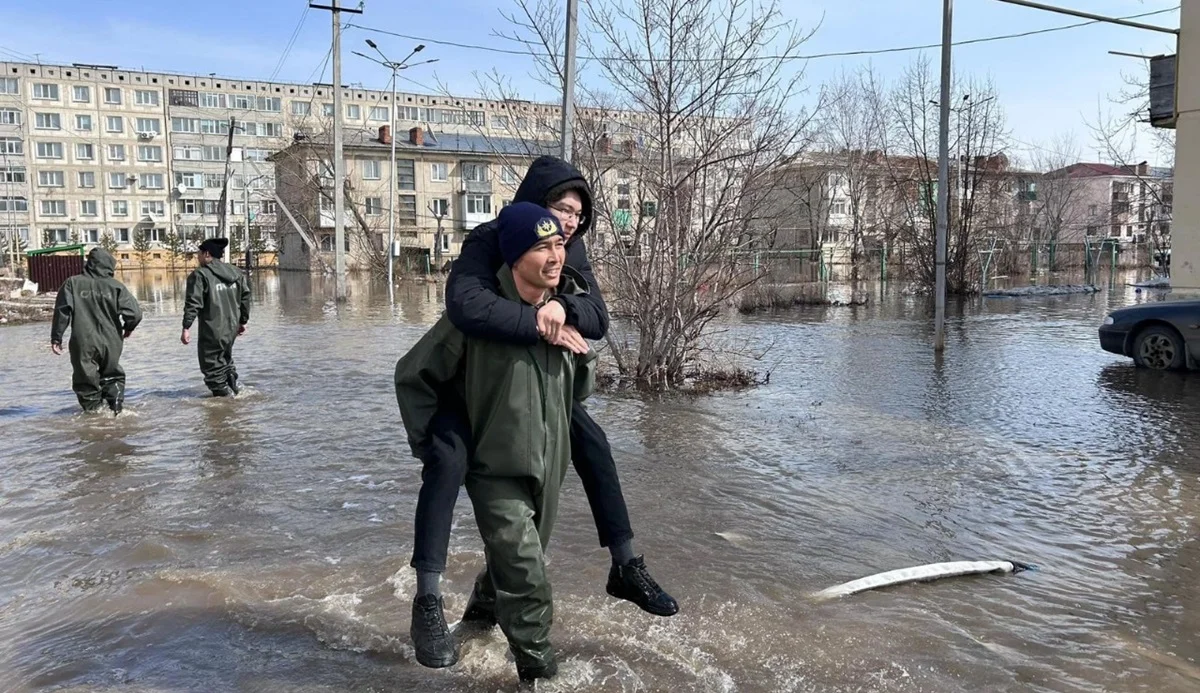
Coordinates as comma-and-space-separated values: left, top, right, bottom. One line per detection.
1, 269, 1199, 692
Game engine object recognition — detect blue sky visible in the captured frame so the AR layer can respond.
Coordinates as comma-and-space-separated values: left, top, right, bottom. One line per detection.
0, 0, 1180, 165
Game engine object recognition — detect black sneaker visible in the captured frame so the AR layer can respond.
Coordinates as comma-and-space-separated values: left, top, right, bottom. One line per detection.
460, 582, 497, 627
517, 657, 558, 683
410, 594, 458, 668
607, 556, 679, 617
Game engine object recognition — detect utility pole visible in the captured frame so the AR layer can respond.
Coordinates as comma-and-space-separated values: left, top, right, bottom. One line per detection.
559, 0, 579, 162
355, 40, 437, 297
311, 0, 362, 300
243, 154, 252, 271
217, 116, 236, 239
934, 0, 952, 353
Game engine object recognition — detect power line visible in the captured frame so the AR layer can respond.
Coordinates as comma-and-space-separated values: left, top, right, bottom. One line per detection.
345, 6, 1178, 65
269, 5, 312, 82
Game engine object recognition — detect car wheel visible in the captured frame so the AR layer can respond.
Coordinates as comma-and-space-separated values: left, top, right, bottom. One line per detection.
1132, 325, 1186, 370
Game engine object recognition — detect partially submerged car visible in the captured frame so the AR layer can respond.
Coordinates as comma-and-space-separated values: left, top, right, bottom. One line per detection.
1099, 300, 1200, 370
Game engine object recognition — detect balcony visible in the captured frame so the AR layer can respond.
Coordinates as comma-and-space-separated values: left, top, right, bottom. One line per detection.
462, 179, 491, 195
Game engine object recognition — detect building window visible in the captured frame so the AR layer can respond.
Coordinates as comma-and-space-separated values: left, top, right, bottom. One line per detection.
369, 106, 389, 121
365, 197, 383, 215
71, 85, 91, 103
462, 162, 488, 182
172, 117, 199, 133
78, 171, 96, 188
75, 114, 92, 131
83, 228, 100, 244
141, 200, 165, 217
137, 145, 163, 162
203, 145, 226, 161
347, 104, 361, 120
169, 89, 199, 107
256, 96, 281, 112
200, 92, 227, 108
397, 194, 417, 223
292, 101, 311, 116
466, 194, 491, 215
396, 159, 415, 190
139, 173, 165, 190
34, 113, 61, 130
75, 143, 94, 161
0, 138, 22, 155
173, 145, 201, 161
0, 108, 20, 125
135, 118, 161, 134
80, 200, 98, 216
104, 87, 122, 105
111, 200, 129, 216
36, 142, 64, 159
255, 122, 283, 138
204, 173, 226, 189
106, 116, 124, 133
115, 228, 130, 243
175, 172, 202, 189
199, 119, 229, 135
108, 144, 126, 161
440, 233, 451, 253
361, 159, 381, 180
431, 162, 448, 182
45, 228, 70, 244
32, 83, 59, 100
323, 103, 335, 117
0, 78, 18, 95
500, 165, 520, 185
243, 148, 268, 162
0, 197, 28, 212
0, 166, 26, 183
41, 200, 67, 216
109, 173, 129, 189
491, 115, 510, 130
135, 89, 160, 106
642, 201, 658, 217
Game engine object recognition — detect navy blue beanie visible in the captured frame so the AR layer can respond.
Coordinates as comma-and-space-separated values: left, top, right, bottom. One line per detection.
498, 202, 563, 267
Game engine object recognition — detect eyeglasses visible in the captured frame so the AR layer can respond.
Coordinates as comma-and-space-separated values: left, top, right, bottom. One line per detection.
548, 204, 586, 225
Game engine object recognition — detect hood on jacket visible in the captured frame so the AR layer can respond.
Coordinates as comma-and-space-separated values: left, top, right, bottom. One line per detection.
206, 259, 244, 284
513, 156, 593, 242
84, 247, 116, 278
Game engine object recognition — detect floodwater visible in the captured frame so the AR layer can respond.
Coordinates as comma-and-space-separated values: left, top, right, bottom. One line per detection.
2, 269, 1199, 692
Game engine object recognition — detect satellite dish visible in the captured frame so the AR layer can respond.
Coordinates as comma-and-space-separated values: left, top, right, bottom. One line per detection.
176, 184, 187, 196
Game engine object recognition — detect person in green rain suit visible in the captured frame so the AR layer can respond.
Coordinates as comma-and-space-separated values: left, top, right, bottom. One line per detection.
181, 238, 251, 397
395, 202, 596, 683
50, 247, 143, 414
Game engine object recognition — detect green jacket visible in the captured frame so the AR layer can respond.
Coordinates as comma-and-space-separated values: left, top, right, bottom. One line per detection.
182, 259, 250, 341
395, 266, 597, 482
51, 248, 142, 348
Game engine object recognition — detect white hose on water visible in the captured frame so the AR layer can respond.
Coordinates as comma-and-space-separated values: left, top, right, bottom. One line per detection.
812, 560, 1033, 601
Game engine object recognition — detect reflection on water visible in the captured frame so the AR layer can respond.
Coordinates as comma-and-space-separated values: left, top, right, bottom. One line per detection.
2, 269, 1200, 691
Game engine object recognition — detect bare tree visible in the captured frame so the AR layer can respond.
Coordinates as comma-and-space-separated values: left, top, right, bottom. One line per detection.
1026, 135, 1089, 266
488, 0, 817, 390
881, 57, 1008, 294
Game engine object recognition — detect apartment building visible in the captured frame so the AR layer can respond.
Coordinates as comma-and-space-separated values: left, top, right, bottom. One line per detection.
272, 125, 537, 272
1047, 162, 1174, 244
0, 60, 596, 269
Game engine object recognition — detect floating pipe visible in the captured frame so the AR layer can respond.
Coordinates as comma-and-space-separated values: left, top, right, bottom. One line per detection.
812, 560, 1034, 601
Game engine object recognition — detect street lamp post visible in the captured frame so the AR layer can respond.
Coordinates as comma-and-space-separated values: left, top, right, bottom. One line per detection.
355, 40, 437, 297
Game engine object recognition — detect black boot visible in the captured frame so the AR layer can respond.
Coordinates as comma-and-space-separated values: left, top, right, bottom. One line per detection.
410, 594, 457, 668
227, 373, 240, 396
516, 656, 558, 683
108, 399, 123, 415
460, 581, 497, 627
607, 556, 679, 617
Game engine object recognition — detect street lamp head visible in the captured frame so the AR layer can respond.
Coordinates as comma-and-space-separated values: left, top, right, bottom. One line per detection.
366, 39, 378, 49
414, 44, 425, 52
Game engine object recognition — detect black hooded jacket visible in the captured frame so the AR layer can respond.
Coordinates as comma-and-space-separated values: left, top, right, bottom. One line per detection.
445, 156, 609, 343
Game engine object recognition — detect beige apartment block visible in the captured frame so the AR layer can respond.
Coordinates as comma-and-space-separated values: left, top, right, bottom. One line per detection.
0, 59, 622, 271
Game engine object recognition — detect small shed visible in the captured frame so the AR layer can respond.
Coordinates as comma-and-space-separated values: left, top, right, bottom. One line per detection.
26, 245, 86, 292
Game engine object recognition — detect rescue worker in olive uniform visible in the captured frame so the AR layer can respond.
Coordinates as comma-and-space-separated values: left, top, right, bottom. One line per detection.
395, 203, 596, 683
50, 247, 143, 413
181, 238, 251, 397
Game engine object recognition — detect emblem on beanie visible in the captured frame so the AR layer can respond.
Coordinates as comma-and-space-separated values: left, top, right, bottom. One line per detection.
535, 218, 559, 238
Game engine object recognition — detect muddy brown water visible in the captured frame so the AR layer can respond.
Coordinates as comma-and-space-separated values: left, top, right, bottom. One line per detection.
1, 270, 1199, 692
